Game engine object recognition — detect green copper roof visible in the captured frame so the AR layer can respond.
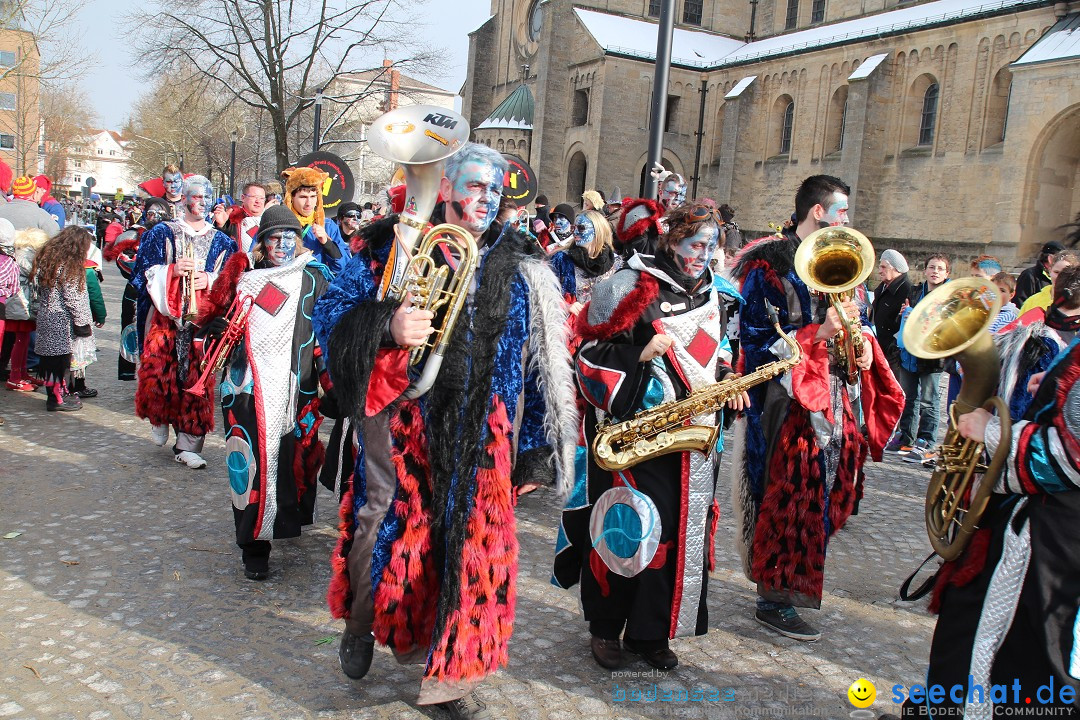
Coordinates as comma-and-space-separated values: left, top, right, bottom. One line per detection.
476, 83, 534, 131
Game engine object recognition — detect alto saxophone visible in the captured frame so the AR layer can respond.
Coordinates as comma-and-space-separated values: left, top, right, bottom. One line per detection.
592, 302, 801, 471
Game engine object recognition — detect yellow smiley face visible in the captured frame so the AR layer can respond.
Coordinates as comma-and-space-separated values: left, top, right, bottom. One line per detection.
848, 678, 876, 708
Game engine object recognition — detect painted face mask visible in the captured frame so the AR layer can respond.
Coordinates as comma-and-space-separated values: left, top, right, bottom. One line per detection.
448, 160, 505, 235
552, 216, 572, 240
266, 230, 298, 266
145, 207, 167, 228
573, 214, 595, 247
184, 185, 209, 218
659, 177, 686, 210
672, 223, 719, 279
818, 194, 850, 228
163, 172, 183, 198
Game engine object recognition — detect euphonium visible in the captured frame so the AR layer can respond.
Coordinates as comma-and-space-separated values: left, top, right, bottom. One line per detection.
794, 226, 875, 384
902, 277, 1012, 561
180, 241, 199, 324
593, 303, 801, 471
185, 294, 254, 397
366, 104, 473, 398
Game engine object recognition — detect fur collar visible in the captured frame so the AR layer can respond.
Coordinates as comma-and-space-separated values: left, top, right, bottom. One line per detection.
733, 230, 799, 283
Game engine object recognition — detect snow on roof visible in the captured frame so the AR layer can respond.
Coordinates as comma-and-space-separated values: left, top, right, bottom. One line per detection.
575, 0, 1047, 70
1012, 12, 1080, 66
574, 8, 743, 67
725, 76, 757, 98
848, 52, 890, 79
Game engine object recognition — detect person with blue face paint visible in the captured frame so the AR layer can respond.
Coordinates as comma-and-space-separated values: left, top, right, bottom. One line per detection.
733, 175, 903, 643
161, 164, 185, 219
132, 174, 237, 470
194, 203, 333, 582
312, 141, 577, 718
554, 201, 748, 674
548, 209, 620, 317
537, 202, 576, 252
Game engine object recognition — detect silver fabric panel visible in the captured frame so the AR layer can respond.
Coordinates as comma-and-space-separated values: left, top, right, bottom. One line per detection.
674, 450, 713, 637
965, 500, 1032, 720
235, 256, 308, 540
589, 486, 663, 578
587, 269, 639, 326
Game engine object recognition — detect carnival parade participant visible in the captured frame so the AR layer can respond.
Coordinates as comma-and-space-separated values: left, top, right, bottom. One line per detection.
2, 227, 48, 392
282, 166, 347, 275
537, 202, 576, 253
105, 197, 171, 381
650, 163, 687, 212
896, 336, 1080, 718
314, 141, 576, 718
553, 201, 748, 672
213, 182, 265, 253
733, 175, 903, 641
196, 204, 331, 580
132, 175, 236, 469
612, 197, 665, 259
548, 209, 620, 315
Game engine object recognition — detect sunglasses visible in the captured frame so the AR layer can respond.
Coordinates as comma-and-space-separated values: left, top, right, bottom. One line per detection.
342, 211, 361, 219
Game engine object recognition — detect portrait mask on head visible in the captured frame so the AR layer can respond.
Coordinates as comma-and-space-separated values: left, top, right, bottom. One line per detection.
659, 175, 687, 210
266, 230, 298, 266
447, 160, 505, 235
573, 213, 595, 248
671, 223, 719, 279
163, 172, 183, 198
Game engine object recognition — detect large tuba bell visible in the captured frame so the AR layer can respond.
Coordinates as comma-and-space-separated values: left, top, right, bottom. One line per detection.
794, 226, 875, 384
902, 278, 1012, 561
366, 104, 473, 398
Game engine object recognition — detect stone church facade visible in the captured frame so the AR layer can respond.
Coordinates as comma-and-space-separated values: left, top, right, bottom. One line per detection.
463, 0, 1080, 264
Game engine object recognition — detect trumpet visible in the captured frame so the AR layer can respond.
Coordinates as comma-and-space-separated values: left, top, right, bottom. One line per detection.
185, 294, 254, 397
180, 241, 199, 325
793, 226, 875, 384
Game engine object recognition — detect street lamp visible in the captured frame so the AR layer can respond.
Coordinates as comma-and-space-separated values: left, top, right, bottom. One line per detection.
312, 87, 324, 153
229, 129, 237, 199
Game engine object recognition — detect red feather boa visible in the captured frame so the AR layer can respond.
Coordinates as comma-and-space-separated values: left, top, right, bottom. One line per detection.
577, 272, 659, 343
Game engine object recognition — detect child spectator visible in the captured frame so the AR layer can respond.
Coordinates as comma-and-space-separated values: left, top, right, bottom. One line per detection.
989, 272, 1018, 333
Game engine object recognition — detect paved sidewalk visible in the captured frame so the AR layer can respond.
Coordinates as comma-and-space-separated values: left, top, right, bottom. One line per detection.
0, 263, 939, 719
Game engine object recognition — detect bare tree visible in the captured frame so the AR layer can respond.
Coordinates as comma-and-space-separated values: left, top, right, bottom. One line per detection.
41, 83, 97, 180
130, 0, 439, 172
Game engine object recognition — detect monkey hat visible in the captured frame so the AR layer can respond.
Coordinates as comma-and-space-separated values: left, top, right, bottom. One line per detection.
281, 166, 330, 227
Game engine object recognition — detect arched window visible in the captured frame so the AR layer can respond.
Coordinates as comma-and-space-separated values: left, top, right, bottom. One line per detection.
825, 86, 848, 153
983, 67, 1011, 148
780, 99, 795, 154
507, 139, 516, 153
572, 89, 589, 126
919, 83, 939, 146
497, 139, 505, 152
567, 152, 587, 203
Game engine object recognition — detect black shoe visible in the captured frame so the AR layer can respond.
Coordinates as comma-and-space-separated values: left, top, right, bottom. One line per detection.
74, 387, 98, 399
623, 639, 678, 671
243, 567, 268, 581
338, 629, 375, 680
438, 692, 494, 720
589, 636, 623, 669
755, 606, 821, 641
47, 398, 82, 412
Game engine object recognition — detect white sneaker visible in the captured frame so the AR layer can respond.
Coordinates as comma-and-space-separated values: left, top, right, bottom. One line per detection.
151, 424, 170, 447
174, 451, 207, 469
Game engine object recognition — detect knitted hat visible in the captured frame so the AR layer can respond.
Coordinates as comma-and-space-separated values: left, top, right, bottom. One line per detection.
880, 249, 909, 274
256, 204, 303, 245
534, 194, 549, 207
32, 174, 52, 192
281, 166, 329, 226
551, 203, 575, 221
12, 175, 36, 198
336, 201, 361, 218
0, 160, 11, 193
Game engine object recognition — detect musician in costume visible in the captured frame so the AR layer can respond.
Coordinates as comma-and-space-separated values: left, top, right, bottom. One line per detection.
132, 175, 236, 468
313, 141, 577, 717
105, 197, 171, 380
282, 166, 346, 275
196, 204, 331, 580
733, 175, 903, 640
552, 202, 748, 672
895, 337, 1080, 718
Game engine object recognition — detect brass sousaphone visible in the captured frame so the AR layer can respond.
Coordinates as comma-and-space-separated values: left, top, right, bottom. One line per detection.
902, 278, 1012, 561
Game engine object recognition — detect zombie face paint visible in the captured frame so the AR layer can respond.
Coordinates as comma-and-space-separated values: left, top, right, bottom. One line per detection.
552, 215, 572, 239
573, 213, 595, 248
818, 193, 850, 227
265, 230, 298, 266
445, 160, 504, 236
659, 177, 686, 210
163, 172, 183, 199
671, 223, 719, 279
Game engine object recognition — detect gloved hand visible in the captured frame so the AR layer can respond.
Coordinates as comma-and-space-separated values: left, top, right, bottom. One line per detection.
203, 315, 229, 340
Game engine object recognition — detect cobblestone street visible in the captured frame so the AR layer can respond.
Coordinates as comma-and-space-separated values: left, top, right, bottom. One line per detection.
1, 262, 941, 720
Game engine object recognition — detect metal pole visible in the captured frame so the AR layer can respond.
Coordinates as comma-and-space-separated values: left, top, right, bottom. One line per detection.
312, 89, 323, 153
645, 0, 676, 200
747, 0, 759, 42
692, 73, 708, 199
229, 132, 237, 198
179, 153, 185, 173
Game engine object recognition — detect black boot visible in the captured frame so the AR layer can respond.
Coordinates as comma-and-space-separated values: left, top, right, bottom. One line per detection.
71, 375, 98, 399
338, 629, 375, 680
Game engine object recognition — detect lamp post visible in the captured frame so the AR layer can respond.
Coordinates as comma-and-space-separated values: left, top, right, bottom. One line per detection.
691, 72, 708, 199
229, 129, 237, 199
645, 0, 676, 200
312, 87, 324, 153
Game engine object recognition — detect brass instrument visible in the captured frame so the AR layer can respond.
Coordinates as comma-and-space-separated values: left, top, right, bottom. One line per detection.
794, 226, 875, 384
593, 304, 801, 471
902, 278, 1012, 561
185, 294, 254, 397
179, 241, 199, 324
366, 104, 474, 398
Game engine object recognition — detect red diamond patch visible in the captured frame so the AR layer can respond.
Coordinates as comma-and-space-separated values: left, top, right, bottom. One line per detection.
255, 282, 288, 316
685, 328, 718, 367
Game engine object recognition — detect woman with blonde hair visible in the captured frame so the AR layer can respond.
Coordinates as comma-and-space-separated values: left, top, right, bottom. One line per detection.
549, 209, 620, 316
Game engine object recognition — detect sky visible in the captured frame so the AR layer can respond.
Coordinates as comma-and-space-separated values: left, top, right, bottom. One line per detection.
74, 0, 493, 130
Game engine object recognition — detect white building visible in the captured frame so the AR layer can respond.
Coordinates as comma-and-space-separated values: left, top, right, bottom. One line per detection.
57, 129, 136, 199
